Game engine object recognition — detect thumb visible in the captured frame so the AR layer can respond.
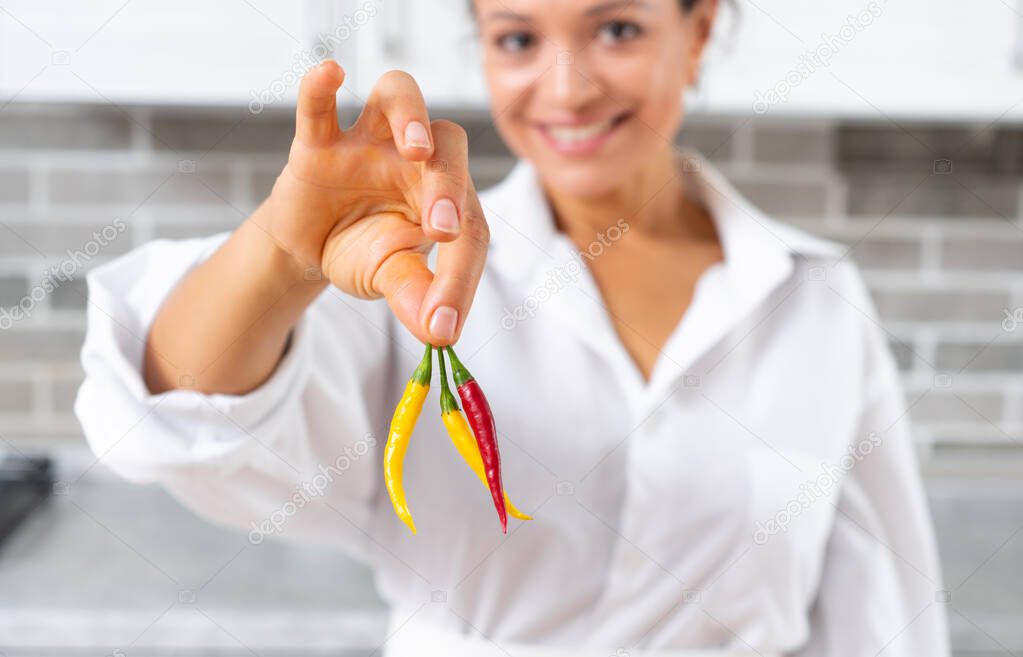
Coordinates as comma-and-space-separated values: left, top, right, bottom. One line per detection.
374, 250, 436, 345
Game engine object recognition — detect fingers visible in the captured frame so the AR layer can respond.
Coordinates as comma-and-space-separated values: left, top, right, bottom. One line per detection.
418, 120, 470, 244
418, 178, 490, 346
372, 179, 489, 346
375, 250, 435, 345
296, 60, 345, 146
361, 70, 435, 161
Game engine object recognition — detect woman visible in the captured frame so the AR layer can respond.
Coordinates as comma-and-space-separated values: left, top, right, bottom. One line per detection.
76, 0, 949, 655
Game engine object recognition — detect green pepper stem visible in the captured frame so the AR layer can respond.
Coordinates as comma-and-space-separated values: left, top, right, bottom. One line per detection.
445, 346, 474, 387
411, 343, 432, 385
436, 348, 460, 414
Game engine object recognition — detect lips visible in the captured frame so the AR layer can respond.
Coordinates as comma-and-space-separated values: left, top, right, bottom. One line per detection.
533, 111, 631, 156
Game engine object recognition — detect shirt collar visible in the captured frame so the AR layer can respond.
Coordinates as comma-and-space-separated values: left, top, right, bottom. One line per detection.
478, 150, 843, 403
481, 148, 841, 284
479, 159, 562, 279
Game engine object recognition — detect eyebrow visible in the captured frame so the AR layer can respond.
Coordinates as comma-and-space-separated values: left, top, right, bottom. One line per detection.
485, 0, 652, 21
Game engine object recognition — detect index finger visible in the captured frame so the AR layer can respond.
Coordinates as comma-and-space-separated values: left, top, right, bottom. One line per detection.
359, 70, 435, 162
418, 177, 491, 346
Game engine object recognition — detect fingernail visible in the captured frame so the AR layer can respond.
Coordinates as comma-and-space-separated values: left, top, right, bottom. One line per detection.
430, 199, 460, 234
430, 306, 458, 342
404, 121, 430, 149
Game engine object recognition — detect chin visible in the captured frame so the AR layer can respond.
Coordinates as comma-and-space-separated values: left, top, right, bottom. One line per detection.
531, 151, 643, 200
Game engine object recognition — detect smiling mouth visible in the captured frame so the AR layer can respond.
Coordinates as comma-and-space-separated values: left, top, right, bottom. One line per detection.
534, 111, 632, 155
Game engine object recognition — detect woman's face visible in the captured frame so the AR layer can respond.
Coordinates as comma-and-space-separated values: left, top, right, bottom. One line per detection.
475, 0, 717, 199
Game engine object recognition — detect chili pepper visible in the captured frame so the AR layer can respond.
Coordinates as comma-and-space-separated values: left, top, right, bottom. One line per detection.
383, 343, 432, 534
445, 346, 508, 533
437, 348, 531, 523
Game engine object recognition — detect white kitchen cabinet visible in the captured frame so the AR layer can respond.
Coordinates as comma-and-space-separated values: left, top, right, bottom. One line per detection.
0, 0, 315, 107
0, 0, 480, 109
2, 0, 1021, 122
693, 0, 1023, 121
349, 0, 1023, 121
346, 0, 486, 107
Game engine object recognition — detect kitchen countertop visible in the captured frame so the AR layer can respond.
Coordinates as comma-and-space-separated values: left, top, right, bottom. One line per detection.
1, 446, 1021, 657
0, 447, 387, 656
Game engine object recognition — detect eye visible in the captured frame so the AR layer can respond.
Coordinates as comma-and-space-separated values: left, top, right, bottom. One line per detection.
598, 20, 642, 44
495, 31, 536, 53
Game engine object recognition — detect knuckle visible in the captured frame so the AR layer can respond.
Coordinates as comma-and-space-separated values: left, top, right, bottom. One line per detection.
461, 213, 491, 249
427, 159, 451, 174
300, 98, 335, 119
433, 165, 469, 190
446, 171, 470, 191
424, 157, 469, 194
365, 233, 396, 271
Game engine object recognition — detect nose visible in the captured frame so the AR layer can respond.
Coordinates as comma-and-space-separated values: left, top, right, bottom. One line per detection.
545, 49, 604, 110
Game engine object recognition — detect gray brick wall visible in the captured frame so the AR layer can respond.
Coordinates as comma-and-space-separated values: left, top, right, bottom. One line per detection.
3, 105, 1022, 656
1, 105, 1021, 461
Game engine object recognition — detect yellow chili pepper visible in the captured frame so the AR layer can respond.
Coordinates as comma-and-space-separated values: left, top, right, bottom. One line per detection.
383, 344, 432, 534
437, 348, 532, 522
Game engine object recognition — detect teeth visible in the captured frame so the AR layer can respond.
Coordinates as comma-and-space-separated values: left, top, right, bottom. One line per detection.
545, 117, 616, 143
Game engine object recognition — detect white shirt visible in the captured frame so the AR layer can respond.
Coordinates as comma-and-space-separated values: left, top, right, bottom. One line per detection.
76, 151, 949, 656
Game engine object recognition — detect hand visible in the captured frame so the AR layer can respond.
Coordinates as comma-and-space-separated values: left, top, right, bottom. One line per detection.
265, 60, 489, 346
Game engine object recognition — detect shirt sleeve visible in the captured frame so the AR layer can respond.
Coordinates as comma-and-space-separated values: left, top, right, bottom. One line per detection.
75, 234, 394, 562
793, 276, 950, 657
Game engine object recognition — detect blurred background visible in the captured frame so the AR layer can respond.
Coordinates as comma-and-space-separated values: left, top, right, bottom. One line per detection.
1, 1, 1022, 656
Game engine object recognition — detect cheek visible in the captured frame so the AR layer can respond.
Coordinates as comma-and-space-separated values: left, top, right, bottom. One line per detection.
630, 49, 690, 132
484, 57, 541, 97
483, 62, 542, 156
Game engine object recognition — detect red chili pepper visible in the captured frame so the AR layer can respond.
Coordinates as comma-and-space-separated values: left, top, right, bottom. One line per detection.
445, 347, 507, 533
